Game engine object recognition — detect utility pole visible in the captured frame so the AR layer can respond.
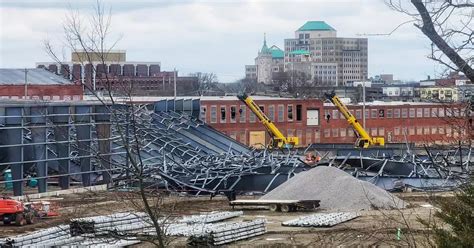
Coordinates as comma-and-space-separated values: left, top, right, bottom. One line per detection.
173, 68, 177, 99
24, 68, 28, 99
362, 81, 366, 129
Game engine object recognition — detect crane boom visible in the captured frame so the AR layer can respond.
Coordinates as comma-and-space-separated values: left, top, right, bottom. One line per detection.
326, 92, 384, 148
238, 94, 298, 148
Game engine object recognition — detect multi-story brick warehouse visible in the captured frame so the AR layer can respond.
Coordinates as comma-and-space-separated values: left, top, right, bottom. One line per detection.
199, 96, 472, 147
0, 68, 83, 100
37, 50, 199, 96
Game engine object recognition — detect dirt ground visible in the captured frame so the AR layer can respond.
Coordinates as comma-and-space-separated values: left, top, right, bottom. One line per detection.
0, 190, 445, 247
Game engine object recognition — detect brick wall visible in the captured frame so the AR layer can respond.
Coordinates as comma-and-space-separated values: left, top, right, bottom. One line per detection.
0, 85, 83, 100
202, 98, 472, 146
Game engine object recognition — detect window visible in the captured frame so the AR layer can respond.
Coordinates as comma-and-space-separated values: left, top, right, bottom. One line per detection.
387, 109, 392, 118
453, 108, 459, 117
249, 112, 256, 123
220, 106, 226, 123
356, 110, 362, 119
239, 105, 246, 123
431, 108, 438, 117
365, 109, 370, 119
332, 129, 339, 137
438, 108, 445, 117
431, 126, 437, 134
268, 105, 275, 122
230, 106, 236, 122
394, 109, 401, 118
424, 108, 430, 118
210, 106, 217, 123
371, 128, 377, 136
378, 109, 385, 118
340, 128, 346, 137
424, 126, 430, 135
324, 129, 330, 137
348, 128, 354, 137
417, 126, 423, 135
439, 126, 445, 134
287, 129, 294, 137
409, 126, 415, 135
297, 130, 303, 143
417, 108, 423, 118
446, 108, 453, 117
409, 108, 415, 118
278, 105, 284, 122
379, 128, 385, 136
446, 126, 452, 136
370, 109, 377, 118
200, 106, 207, 122
394, 127, 400, 135
332, 109, 339, 119
287, 105, 293, 121
239, 131, 246, 144
296, 104, 302, 121
306, 130, 312, 145
314, 131, 321, 142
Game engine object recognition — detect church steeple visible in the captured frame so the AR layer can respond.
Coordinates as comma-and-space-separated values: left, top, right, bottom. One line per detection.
260, 33, 271, 54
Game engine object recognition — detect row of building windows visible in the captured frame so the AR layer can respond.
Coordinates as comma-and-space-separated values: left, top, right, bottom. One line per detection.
321, 126, 465, 138
0, 95, 82, 100
202, 104, 303, 124
225, 124, 466, 146
325, 106, 466, 120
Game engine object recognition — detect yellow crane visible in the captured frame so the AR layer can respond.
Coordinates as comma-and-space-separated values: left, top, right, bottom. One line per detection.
238, 94, 298, 149
326, 92, 385, 148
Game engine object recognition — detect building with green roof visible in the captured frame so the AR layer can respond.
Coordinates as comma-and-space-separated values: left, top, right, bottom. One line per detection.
297, 21, 336, 32
245, 34, 285, 84
284, 21, 368, 86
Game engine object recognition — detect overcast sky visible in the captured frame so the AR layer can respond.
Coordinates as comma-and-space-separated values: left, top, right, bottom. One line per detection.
1, 0, 442, 82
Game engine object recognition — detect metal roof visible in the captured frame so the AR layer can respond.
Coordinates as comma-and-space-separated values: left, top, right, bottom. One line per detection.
0, 68, 72, 85
270, 45, 284, 59
290, 50, 310, 55
298, 21, 336, 31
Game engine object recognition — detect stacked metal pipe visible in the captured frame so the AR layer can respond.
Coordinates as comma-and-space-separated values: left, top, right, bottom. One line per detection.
0, 211, 254, 247
282, 212, 359, 227
187, 219, 266, 246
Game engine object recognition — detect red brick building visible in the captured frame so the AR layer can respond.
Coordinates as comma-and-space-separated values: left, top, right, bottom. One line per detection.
0, 68, 83, 100
199, 96, 472, 147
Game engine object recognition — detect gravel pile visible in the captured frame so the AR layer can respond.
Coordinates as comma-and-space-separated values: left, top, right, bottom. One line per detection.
261, 166, 406, 211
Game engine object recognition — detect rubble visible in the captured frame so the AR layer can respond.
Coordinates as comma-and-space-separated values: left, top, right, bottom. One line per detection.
261, 166, 406, 210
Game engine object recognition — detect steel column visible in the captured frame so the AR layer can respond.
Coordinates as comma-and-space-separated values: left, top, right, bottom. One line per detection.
4, 107, 24, 196
30, 106, 48, 192
95, 105, 111, 184
53, 106, 71, 189
75, 106, 92, 187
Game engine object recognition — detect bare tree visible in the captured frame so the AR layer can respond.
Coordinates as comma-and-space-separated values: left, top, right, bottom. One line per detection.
190, 72, 220, 96
386, 0, 474, 81
44, 1, 169, 246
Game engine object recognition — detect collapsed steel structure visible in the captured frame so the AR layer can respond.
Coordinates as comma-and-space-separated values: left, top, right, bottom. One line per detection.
0, 100, 308, 196
0, 99, 471, 197
310, 144, 472, 190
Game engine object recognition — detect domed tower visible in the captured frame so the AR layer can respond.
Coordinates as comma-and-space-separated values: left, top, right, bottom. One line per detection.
255, 33, 273, 84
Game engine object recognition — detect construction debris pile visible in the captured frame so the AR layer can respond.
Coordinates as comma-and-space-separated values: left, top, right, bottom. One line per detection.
261, 166, 406, 210
0, 211, 265, 247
